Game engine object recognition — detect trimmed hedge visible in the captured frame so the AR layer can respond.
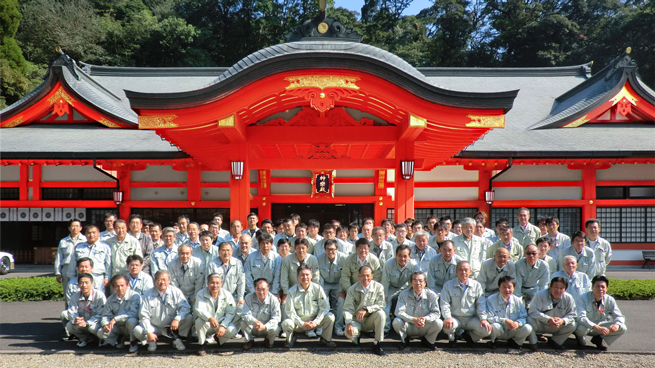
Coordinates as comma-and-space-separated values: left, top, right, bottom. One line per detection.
608, 278, 655, 300
0, 276, 64, 302
0, 276, 653, 302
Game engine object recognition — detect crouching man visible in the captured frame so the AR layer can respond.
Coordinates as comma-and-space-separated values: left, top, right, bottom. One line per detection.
195, 273, 238, 356
527, 276, 577, 351
133, 270, 193, 352
61, 273, 106, 347
574, 275, 627, 351
486, 276, 534, 350
241, 278, 281, 350
98, 274, 141, 352
344, 266, 387, 356
282, 265, 336, 348
393, 271, 442, 351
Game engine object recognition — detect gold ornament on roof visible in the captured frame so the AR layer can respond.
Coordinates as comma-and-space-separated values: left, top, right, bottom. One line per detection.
409, 114, 427, 127
285, 75, 360, 90
139, 115, 179, 129
466, 114, 505, 128
218, 114, 235, 127
563, 114, 589, 128
47, 87, 76, 106
318, 22, 329, 34
2, 116, 25, 128
98, 118, 121, 128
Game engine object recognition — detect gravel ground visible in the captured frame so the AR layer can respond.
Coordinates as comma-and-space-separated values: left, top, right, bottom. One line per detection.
3, 351, 654, 368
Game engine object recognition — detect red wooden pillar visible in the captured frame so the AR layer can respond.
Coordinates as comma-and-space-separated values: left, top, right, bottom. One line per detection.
394, 141, 415, 223
187, 168, 201, 202
478, 169, 492, 215
257, 170, 271, 220
230, 142, 250, 224
581, 166, 597, 227
19, 164, 28, 201
117, 168, 131, 220
31, 164, 42, 201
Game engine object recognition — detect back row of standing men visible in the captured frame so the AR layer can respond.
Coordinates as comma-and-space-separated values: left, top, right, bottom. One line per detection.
55, 208, 619, 354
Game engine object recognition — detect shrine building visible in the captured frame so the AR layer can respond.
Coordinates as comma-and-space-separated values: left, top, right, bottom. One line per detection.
1, 14, 654, 265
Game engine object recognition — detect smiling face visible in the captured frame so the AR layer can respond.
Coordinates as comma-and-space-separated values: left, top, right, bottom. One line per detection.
592, 279, 608, 301
298, 269, 313, 289
499, 280, 515, 298
396, 248, 410, 267
586, 221, 600, 240
113, 277, 128, 299
200, 235, 213, 251
84, 226, 99, 244
219, 243, 233, 263
358, 267, 373, 288
550, 281, 567, 299
178, 245, 192, 264
494, 248, 509, 268
411, 272, 425, 295
456, 262, 471, 283
69, 221, 82, 237
187, 223, 199, 240
255, 279, 269, 301
517, 210, 530, 226
440, 242, 455, 262
115, 222, 128, 239
155, 272, 170, 293
524, 245, 538, 266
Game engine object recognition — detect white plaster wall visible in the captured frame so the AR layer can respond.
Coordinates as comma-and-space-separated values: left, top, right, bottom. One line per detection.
131, 188, 188, 200
131, 166, 187, 182
612, 250, 647, 262
414, 166, 479, 182
271, 183, 311, 194
42, 166, 115, 182
495, 165, 581, 181
201, 188, 230, 201
271, 170, 312, 178
494, 187, 582, 200
335, 184, 375, 197
201, 171, 230, 182
0, 166, 20, 181
597, 164, 655, 181
415, 187, 479, 201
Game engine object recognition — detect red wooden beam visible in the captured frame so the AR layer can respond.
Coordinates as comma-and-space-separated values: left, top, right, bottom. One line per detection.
492, 181, 583, 188
596, 180, 655, 187
130, 182, 187, 188
249, 159, 396, 170
255, 195, 380, 204
492, 200, 589, 207
388, 181, 479, 188
415, 200, 483, 208
246, 126, 398, 144
0, 200, 116, 207
611, 243, 655, 250
0, 182, 20, 188
128, 201, 230, 208
40, 182, 116, 188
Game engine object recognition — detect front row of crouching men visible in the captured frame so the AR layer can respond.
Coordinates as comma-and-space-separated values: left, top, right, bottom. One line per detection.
62, 261, 626, 355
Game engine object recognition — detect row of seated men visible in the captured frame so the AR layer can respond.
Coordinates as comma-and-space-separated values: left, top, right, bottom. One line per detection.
61, 230, 624, 355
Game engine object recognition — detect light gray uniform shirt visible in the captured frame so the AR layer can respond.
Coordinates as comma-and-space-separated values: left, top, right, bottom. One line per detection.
317, 251, 347, 286
283, 282, 330, 325
280, 253, 320, 295
410, 245, 438, 273
55, 234, 86, 276
514, 258, 550, 298
558, 246, 596, 279
369, 240, 395, 266
477, 259, 517, 296
65, 275, 105, 305
101, 288, 141, 326
343, 280, 386, 325
194, 287, 236, 327
340, 253, 382, 292
150, 245, 178, 276
128, 271, 153, 295
168, 256, 204, 301
452, 234, 486, 278
577, 292, 625, 329
382, 258, 419, 300
314, 238, 352, 257
206, 257, 246, 302
512, 223, 541, 248
528, 289, 577, 326
426, 254, 464, 294
244, 250, 282, 294
67, 241, 112, 281
139, 285, 191, 333
486, 292, 528, 326
440, 278, 487, 321
395, 287, 441, 322
241, 291, 281, 329
106, 234, 143, 277
63, 289, 106, 324
192, 244, 219, 275
551, 270, 591, 307
586, 236, 612, 276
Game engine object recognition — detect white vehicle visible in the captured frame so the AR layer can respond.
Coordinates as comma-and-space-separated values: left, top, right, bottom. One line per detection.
0, 252, 15, 275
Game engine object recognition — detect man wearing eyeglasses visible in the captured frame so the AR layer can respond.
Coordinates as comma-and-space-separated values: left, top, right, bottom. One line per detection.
514, 245, 550, 305
317, 239, 348, 336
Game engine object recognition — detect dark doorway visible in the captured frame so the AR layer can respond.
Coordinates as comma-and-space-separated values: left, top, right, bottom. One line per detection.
271, 203, 374, 227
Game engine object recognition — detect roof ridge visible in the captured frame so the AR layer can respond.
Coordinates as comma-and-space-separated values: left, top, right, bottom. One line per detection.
418, 63, 592, 78
80, 63, 229, 77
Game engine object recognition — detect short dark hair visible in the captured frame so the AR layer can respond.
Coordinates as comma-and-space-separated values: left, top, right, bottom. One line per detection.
78, 273, 94, 284
395, 243, 411, 255
83, 224, 99, 234
68, 219, 82, 227
358, 265, 373, 274
495, 218, 509, 227
355, 237, 370, 248
126, 254, 143, 265
381, 218, 393, 227
277, 238, 290, 247
218, 241, 232, 250
76, 257, 94, 267
395, 222, 408, 230
177, 215, 190, 223
260, 218, 273, 227
294, 237, 309, 248
199, 230, 213, 239
439, 215, 452, 222
411, 271, 426, 282
129, 214, 142, 222
103, 213, 116, 221
572, 230, 586, 242
296, 222, 308, 230
498, 275, 516, 287
110, 274, 129, 287
254, 278, 269, 288
258, 233, 274, 245
585, 218, 601, 228
348, 222, 359, 231
535, 237, 551, 246
323, 223, 335, 232
591, 275, 609, 287
290, 213, 301, 221
297, 264, 313, 276
550, 276, 569, 289
247, 212, 258, 219
324, 239, 338, 250
546, 217, 560, 226
308, 219, 320, 228
212, 212, 224, 221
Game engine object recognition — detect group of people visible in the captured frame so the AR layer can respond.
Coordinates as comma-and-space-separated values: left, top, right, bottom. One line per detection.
54, 208, 626, 355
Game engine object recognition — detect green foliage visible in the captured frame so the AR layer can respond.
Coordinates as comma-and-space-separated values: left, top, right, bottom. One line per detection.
608, 278, 655, 300
0, 276, 64, 302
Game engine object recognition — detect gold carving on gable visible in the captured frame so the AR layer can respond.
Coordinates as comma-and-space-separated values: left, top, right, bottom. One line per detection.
2, 116, 25, 128
139, 115, 179, 129
610, 86, 638, 106
563, 115, 589, 128
466, 114, 505, 128
262, 107, 374, 126
47, 87, 76, 106
218, 114, 235, 127
409, 114, 427, 127
99, 118, 122, 128
285, 75, 360, 90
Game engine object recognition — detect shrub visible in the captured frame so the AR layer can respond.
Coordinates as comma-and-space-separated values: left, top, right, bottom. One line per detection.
0, 276, 64, 302
608, 278, 655, 300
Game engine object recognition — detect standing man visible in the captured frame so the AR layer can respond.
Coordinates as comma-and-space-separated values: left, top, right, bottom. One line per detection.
192, 231, 219, 277
393, 271, 442, 350
234, 234, 256, 266
280, 238, 320, 299
546, 217, 571, 261
585, 219, 612, 276
273, 218, 296, 248
182, 222, 201, 249
149, 223, 164, 248
390, 223, 415, 251
61, 273, 106, 347
513, 208, 541, 248
514, 245, 550, 304
410, 230, 438, 273
452, 218, 486, 278
369, 226, 394, 266
344, 265, 387, 356
107, 219, 142, 278
126, 255, 153, 295
194, 274, 238, 354
128, 214, 154, 275
98, 274, 141, 351
558, 231, 596, 278
486, 276, 534, 350
314, 224, 350, 257
428, 222, 450, 250
133, 270, 193, 352
55, 219, 86, 303
150, 227, 178, 276
168, 244, 204, 307
99, 213, 117, 242
225, 220, 244, 251
440, 261, 492, 347
242, 212, 259, 238
574, 275, 626, 350
486, 226, 523, 263
341, 238, 383, 294
527, 277, 577, 351
175, 215, 190, 245
427, 240, 463, 294
240, 278, 281, 350
281, 266, 336, 348
381, 244, 419, 335
68, 225, 111, 289
212, 213, 231, 241
537, 237, 558, 274
244, 233, 282, 295
317, 239, 348, 336
478, 248, 517, 297
205, 242, 246, 317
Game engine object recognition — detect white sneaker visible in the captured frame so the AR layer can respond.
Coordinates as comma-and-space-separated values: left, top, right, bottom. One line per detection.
147, 341, 157, 352
235, 333, 243, 340
316, 327, 323, 336
281, 331, 287, 338
335, 327, 345, 337
206, 336, 216, 345
306, 330, 317, 338
76, 337, 92, 347
172, 338, 186, 351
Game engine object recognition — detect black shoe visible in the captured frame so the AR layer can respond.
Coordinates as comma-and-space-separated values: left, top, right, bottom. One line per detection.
398, 340, 409, 349
590, 336, 608, 351
537, 334, 548, 342
447, 339, 457, 348
197, 344, 206, 356
352, 335, 360, 346
526, 343, 538, 351
319, 338, 337, 348
373, 343, 386, 356
576, 338, 587, 349
421, 337, 436, 351
284, 334, 297, 348
507, 339, 522, 350
461, 331, 476, 347
547, 338, 566, 351
486, 341, 496, 350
